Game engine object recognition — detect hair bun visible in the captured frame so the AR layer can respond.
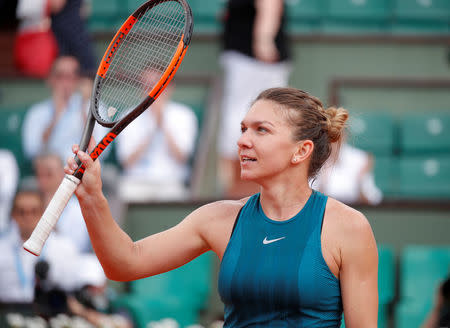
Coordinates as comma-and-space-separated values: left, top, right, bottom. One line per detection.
324, 107, 349, 143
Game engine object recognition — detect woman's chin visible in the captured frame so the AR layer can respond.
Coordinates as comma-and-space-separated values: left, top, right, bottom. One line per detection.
240, 173, 258, 182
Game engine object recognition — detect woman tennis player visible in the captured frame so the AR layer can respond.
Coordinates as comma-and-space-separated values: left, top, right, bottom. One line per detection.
65, 87, 378, 327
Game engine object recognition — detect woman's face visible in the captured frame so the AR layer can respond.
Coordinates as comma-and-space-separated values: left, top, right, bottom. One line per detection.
238, 100, 299, 182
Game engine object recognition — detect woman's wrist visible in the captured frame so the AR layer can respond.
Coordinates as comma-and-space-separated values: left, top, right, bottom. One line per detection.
78, 188, 106, 205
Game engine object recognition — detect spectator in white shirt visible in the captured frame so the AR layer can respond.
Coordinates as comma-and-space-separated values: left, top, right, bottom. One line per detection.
312, 141, 383, 205
0, 187, 80, 303
0, 149, 19, 232
22, 56, 108, 162
33, 152, 90, 253
116, 84, 198, 201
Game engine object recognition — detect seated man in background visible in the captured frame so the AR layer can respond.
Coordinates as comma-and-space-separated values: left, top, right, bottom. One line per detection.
0, 186, 120, 324
33, 152, 90, 253
116, 84, 198, 201
22, 56, 84, 161
22, 56, 108, 162
0, 186, 80, 304
312, 137, 383, 205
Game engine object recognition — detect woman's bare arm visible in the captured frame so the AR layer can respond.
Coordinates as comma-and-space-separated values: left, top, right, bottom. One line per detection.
66, 142, 213, 281
339, 208, 378, 328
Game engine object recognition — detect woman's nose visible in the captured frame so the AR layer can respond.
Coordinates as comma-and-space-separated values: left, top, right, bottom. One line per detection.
237, 130, 252, 149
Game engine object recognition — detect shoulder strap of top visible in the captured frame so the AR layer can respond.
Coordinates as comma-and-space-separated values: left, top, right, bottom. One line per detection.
230, 206, 244, 238
313, 190, 328, 233
229, 193, 260, 238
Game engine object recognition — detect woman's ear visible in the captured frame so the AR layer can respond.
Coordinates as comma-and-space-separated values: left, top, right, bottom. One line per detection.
292, 140, 314, 164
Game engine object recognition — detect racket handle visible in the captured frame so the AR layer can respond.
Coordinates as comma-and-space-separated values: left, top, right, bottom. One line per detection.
23, 174, 81, 256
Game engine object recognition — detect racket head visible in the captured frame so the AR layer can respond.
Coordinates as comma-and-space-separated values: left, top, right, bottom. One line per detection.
90, 0, 193, 128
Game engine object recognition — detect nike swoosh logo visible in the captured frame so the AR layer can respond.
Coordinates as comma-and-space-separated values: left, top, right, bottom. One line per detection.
263, 236, 286, 245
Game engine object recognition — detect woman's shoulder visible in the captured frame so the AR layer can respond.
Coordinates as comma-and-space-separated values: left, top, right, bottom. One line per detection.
193, 197, 251, 222
186, 198, 251, 253
325, 197, 373, 238
324, 197, 377, 269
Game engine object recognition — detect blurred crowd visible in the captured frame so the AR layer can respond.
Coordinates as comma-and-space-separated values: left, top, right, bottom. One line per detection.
0, 0, 201, 326
0, 0, 391, 327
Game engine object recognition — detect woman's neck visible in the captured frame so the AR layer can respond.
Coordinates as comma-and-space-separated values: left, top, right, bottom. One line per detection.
259, 178, 312, 221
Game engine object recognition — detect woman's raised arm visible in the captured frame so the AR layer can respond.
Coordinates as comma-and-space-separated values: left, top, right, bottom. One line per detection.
65, 141, 212, 281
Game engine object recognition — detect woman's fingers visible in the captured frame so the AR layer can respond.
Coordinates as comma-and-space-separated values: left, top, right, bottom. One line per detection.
67, 138, 97, 174
65, 155, 78, 174
77, 150, 94, 169
72, 144, 80, 155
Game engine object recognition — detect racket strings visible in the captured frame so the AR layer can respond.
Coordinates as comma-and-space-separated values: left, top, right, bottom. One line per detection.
97, 0, 186, 124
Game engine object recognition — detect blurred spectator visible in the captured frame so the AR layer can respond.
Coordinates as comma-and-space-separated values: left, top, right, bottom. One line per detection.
312, 141, 383, 205
13, 0, 63, 78
34, 152, 90, 253
13, 0, 96, 78
116, 84, 198, 201
51, 0, 96, 76
0, 149, 19, 232
0, 186, 80, 303
22, 56, 107, 162
22, 56, 82, 161
422, 276, 450, 328
217, 0, 291, 198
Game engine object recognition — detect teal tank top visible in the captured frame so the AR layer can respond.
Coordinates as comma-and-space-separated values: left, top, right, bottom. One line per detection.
218, 190, 342, 327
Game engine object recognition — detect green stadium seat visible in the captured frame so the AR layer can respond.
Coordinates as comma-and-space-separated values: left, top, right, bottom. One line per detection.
399, 245, 450, 301
399, 113, 450, 155
395, 300, 430, 328
189, 0, 227, 34
393, 0, 450, 34
378, 245, 395, 305
285, 0, 324, 33
112, 252, 213, 328
0, 107, 32, 177
348, 112, 396, 156
395, 245, 450, 328
322, 0, 391, 34
378, 245, 395, 328
394, 0, 450, 20
397, 155, 450, 198
88, 0, 122, 32
373, 155, 399, 196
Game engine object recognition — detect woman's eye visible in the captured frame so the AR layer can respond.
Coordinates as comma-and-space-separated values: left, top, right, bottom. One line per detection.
258, 127, 268, 132
241, 126, 247, 133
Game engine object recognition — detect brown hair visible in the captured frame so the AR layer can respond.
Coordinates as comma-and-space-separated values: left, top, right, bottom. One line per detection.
254, 87, 349, 178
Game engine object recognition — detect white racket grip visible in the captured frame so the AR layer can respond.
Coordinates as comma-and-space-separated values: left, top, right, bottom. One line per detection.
23, 174, 81, 256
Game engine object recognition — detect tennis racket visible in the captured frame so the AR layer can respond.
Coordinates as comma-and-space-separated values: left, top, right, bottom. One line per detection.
23, 0, 193, 256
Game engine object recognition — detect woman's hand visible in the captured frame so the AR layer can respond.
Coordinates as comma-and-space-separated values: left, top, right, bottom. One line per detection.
64, 137, 103, 201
